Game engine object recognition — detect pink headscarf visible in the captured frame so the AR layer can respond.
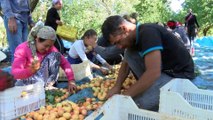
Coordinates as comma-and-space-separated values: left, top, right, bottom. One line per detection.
52, 0, 62, 5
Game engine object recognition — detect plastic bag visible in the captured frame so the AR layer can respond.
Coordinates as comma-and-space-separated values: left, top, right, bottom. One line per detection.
71, 60, 93, 81
56, 25, 77, 42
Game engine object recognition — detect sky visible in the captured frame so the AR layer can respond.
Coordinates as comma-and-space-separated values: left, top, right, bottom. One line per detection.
170, 0, 185, 12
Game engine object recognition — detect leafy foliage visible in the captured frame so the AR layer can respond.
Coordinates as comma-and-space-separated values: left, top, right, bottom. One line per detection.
170, 0, 213, 36
1, 0, 212, 48
135, 0, 172, 23
184, 0, 213, 36
0, 24, 7, 48
61, 0, 139, 38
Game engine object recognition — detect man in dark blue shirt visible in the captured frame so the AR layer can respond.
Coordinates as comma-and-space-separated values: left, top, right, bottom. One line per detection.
102, 15, 195, 111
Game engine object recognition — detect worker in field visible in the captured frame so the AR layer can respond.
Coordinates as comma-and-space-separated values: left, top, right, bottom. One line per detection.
185, 8, 199, 45
68, 29, 112, 75
102, 15, 195, 111
45, 0, 66, 54
1, 0, 34, 62
11, 25, 76, 93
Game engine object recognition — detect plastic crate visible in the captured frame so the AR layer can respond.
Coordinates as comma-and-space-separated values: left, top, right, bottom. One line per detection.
159, 78, 213, 120
85, 95, 189, 120
0, 82, 45, 120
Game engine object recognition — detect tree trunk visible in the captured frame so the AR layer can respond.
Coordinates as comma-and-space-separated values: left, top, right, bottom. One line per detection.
0, 0, 39, 17
30, 0, 39, 12
203, 24, 213, 36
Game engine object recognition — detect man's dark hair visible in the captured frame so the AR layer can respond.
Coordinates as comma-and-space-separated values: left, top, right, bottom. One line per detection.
101, 15, 124, 41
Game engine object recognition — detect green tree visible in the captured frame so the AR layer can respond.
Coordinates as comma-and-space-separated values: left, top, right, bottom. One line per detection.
171, 0, 213, 36
61, 0, 139, 38
184, 0, 213, 36
135, 0, 172, 23
31, 0, 50, 23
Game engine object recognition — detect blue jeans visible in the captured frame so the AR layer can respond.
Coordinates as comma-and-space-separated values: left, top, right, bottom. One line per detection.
124, 48, 173, 111
3, 16, 29, 62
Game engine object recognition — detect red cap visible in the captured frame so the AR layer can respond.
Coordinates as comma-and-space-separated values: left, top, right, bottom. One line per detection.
167, 21, 176, 27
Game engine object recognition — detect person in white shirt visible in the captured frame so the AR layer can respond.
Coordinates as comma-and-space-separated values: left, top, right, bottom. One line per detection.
68, 29, 112, 74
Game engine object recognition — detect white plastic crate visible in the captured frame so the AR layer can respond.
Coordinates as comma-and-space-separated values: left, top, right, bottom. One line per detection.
0, 82, 45, 120
159, 78, 213, 120
85, 95, 189, 120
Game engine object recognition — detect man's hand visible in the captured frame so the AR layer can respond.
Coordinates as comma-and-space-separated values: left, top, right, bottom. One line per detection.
106, 85, 121, 99
68, 81, 77, 93
0, 70, 15, 91
8, 17, 17, 34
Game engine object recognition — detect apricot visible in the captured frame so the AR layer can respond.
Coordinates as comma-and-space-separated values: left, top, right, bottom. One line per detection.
58, 109, 64, 117
46, 105, 53, 111
63, 106, 72, 113
63, 112, 71, 119
38, 108, 45, 115
26, 118, 33, 120
58, 117, 66, 120
81, 109, 87, 116
79, 114, 85, 120
37, 114, 43, 120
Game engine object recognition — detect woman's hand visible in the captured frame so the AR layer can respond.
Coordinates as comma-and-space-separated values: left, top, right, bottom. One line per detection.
68, 80, 77, 93
30, 60, 40, 74
56, 20, 63, 26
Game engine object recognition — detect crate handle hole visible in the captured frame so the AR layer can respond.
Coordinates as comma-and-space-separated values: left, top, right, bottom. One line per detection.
95, 112, 104, 120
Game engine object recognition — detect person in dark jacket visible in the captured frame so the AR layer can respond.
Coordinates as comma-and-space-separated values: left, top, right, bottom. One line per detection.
185, 9, 199, 44
45, 0, 65, 54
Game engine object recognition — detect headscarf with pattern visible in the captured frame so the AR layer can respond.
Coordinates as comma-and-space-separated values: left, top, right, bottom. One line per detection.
27, 25, 57, 62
